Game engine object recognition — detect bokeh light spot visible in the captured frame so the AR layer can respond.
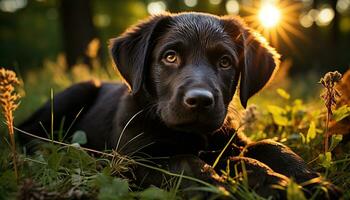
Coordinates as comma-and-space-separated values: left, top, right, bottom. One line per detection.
299, 13, 313, 28
336, 0, 350, 14
147, 1, 166, 15
316, 7, 335, 26
0, 0, 27, 12
225, 0, 240, 15
184, 0, 197, 7
209, 0, 222, 5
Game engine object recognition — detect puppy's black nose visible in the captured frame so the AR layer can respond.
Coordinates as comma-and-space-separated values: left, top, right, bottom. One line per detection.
183, 89, 214, 109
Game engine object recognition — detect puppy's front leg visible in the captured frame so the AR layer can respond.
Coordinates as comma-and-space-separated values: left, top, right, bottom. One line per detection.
226, 156, 289, 199
134, 155, 225, 198
243, 139, 342, 199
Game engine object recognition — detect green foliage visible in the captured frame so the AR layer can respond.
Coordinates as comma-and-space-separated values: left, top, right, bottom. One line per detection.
329, 134, 343, 152
306, 121, 316, 143
319, 152, 332, 169
267, 105, 289, 126
277, 88, 291, 100
286, 179, 306, 200
333, 105, 350, 122
137, 187, 173, 200
0, 170, 17, 200
71, 130, 88, 145
95, 173, 130, 200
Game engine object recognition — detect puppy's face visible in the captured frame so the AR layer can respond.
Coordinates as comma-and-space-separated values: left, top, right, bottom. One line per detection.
149, 15, 239, 132
111, 13, 279, 134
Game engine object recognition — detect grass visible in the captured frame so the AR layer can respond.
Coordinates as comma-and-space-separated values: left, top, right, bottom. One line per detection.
0, 58, 350, 199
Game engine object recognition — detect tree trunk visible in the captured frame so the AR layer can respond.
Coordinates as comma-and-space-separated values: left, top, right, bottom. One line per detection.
330, 0, 339, 43
60, 0, 97, 68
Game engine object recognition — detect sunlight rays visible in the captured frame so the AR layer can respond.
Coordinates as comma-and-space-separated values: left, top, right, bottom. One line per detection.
242, 0, 305, 50
259, 4, 281, 28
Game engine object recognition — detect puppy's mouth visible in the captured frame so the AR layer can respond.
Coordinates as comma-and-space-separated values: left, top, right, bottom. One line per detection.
172, 121, 222, 133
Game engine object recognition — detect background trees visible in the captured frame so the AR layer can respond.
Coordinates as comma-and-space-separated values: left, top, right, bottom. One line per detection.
0, 0, 349, 74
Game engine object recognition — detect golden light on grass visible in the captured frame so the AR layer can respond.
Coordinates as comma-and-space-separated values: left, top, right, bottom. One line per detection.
242, 0, 305, 50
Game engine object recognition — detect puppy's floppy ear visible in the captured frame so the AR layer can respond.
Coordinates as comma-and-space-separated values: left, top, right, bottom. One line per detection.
109, 14, 171, 95
221, 17, 280, 108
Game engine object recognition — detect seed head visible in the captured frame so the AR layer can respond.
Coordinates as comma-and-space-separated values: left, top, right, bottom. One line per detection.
319, 71, 342, 88
0, 68, 21, 118
319, 71, 343, 115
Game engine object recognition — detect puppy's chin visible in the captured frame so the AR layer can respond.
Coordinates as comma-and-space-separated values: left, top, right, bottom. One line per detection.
168, 121, 223, 134
160, 109, 226, 134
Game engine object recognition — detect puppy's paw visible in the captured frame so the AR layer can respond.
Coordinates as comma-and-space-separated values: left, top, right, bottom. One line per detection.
300, 176, 343, 200
226, 157, 289, 199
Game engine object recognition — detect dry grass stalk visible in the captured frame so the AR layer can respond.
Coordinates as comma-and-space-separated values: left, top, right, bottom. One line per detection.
319, 71, 342, 153
329, 70, 350, 136
0, 67, 21, 180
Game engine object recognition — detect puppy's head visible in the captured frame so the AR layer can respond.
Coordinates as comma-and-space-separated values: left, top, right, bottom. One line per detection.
110, 12, 279, 133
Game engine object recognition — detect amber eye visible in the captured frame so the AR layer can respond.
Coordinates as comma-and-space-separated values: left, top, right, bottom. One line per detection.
219, 55, 232, 69
163, 50, 178, 63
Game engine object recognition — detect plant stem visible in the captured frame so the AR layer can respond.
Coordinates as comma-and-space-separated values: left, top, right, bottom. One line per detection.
7, 111, 18, 181
324, 111, 330, 153
212, 131, 236, 169
50, 88, 54, 143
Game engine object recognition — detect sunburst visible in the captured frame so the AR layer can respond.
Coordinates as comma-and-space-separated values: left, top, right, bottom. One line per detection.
242, 0, 306, 51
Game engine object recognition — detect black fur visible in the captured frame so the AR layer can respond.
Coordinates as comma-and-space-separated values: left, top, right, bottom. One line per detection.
19, 12, 341, 199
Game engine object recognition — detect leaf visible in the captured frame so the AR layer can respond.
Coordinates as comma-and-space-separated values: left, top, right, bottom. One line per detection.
306, 121, 316, 143
47, 150, 63, 171
287, 179, 306, 200
71, 143, 81, 148
267, 105, 289, 126
96, 173, 130, 200
333, 105, 350, 122
319, 152, 332, 168
138, 187, 171, 200
71, 130, 87, 145
298, 132, 306, 144
277, 88, 290, 99
0, 170, 17, 200
329, 134, 343, 152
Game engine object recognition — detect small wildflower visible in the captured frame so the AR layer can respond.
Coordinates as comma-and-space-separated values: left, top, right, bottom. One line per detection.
319, 71, 342, 153
0, 67, 21, 180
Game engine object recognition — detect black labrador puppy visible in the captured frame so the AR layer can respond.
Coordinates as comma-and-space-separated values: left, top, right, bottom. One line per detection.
19, 12, 341, 199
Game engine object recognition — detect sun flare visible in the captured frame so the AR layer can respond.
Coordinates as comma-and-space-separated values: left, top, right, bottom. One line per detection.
242, 1, 305, 51
259, 4, 281, 28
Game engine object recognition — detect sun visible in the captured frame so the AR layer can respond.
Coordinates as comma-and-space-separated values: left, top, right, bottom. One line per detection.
259, 4, 281, 28
242, 1, 305, 51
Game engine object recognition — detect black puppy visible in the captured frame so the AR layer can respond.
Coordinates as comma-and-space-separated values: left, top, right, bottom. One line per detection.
19, 12, 341, 199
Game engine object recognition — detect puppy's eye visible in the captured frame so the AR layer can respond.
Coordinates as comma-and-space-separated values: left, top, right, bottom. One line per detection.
163, 50, 178, 64
218, 55, 232, 69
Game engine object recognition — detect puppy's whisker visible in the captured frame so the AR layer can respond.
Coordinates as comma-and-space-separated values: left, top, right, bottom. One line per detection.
119, 132, 144, 152
117, 104, 157, 154
143, 103, 159, 120
128, 142, 156, 157
115, 109, 144, 151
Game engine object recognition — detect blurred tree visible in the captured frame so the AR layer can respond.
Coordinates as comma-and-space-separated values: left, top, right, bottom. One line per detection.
60, 0, 98, 68
330, 1, 339, 43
